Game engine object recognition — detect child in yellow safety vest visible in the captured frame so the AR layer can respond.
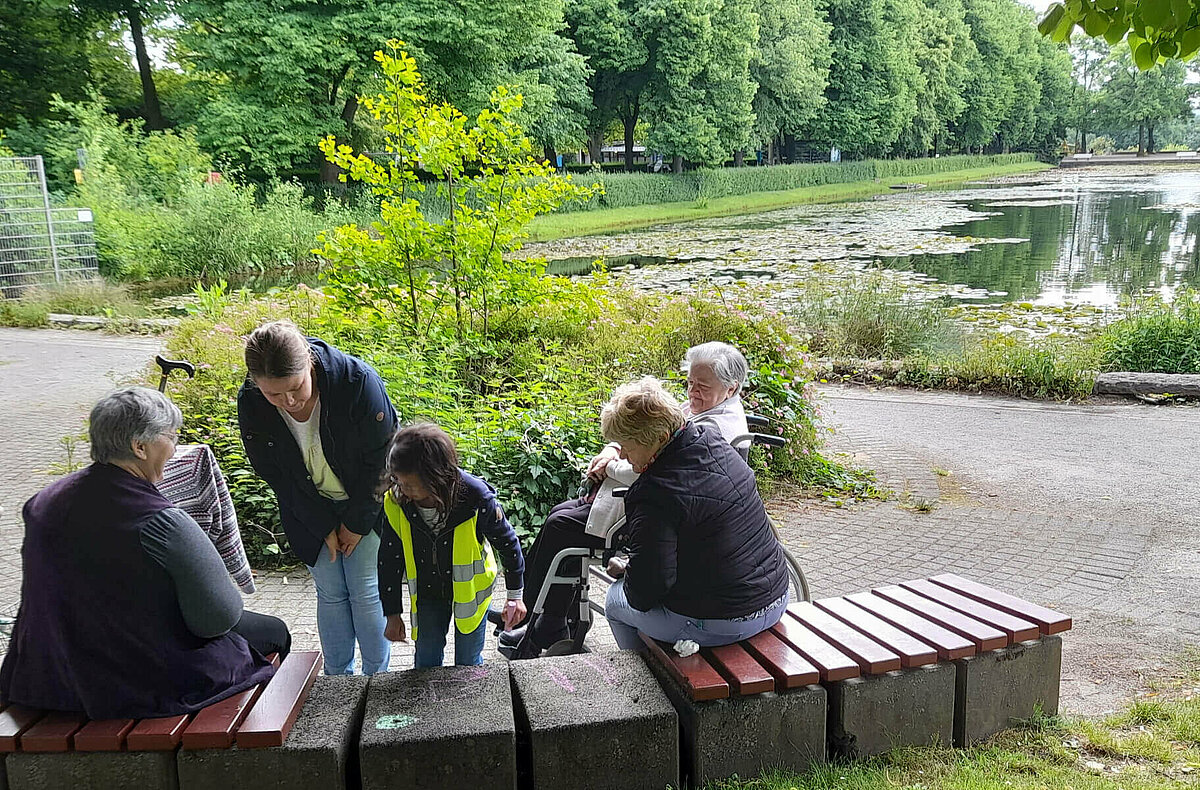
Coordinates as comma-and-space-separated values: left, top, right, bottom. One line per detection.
378, 423, 527, 668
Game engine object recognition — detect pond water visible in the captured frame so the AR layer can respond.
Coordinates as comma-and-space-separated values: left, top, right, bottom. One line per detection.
528, 166, 1200, 312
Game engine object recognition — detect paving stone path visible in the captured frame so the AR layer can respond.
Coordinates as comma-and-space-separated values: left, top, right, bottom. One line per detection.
2, 329, 1195, 713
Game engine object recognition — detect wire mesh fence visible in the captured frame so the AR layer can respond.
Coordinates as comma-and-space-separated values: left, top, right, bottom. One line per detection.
0, 155, 99, 297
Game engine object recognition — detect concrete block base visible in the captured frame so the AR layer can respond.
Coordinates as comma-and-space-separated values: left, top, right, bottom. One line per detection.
828, 663, 956, 759
955, 635, 1062, 746
511, 651, 678, 790
359, 664, 516, 790
645, 656, 826, 788
6, 750, 177, 790
176, 674, 368, 790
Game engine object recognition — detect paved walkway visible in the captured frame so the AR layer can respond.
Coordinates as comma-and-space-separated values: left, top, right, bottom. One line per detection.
2, 329, 1196, 713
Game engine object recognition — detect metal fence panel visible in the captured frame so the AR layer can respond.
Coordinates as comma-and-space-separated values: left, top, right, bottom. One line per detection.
0, 156, 99, 296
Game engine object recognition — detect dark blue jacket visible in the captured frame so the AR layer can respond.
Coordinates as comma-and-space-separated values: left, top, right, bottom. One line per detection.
378, 470, 525, 616
238, 339, 398, 567
623, 422, 789, 619
0, 464, 274, 719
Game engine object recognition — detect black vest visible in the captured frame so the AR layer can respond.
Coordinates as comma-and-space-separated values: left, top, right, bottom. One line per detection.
0, 464, 274, 719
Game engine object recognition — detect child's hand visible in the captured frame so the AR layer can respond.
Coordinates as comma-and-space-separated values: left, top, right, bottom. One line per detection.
384, 614, 407, 642
502, 599, 527, 630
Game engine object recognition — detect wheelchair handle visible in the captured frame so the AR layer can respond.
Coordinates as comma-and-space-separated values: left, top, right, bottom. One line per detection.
745, 414, 771, 429
751, 433, 788, 448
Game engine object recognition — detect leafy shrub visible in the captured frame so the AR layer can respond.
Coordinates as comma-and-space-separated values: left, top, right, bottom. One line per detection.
791, 271, 960, 359
1097, 290, 1200, 374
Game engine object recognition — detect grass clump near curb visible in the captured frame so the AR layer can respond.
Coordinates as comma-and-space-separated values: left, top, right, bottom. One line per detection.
0, 278, 147, 327
529, 159, 1049, 241
1098, 290, 1200, 374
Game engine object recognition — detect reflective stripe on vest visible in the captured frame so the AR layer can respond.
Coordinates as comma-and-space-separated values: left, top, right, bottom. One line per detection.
384, 492, 497, 637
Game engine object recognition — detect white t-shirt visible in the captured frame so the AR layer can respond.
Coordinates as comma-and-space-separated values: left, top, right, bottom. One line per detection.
278, 396, 349, 501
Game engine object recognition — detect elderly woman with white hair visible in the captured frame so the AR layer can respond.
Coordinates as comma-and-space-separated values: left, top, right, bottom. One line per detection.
600, 377, 789, 649
503, 341, 754, 657
0, 387, 288, 719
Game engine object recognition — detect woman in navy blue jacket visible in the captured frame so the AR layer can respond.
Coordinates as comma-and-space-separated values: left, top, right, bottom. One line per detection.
238, 321, 398, 674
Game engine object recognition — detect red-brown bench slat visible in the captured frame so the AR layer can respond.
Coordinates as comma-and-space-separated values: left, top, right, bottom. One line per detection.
19, 712, 87, 753
872, 585, 1008, 651
126, 715, 190, 751
845, 592, 976, 660
814, 596, 938, 668
182, 685, 261, 749
639, 633, 730, 701
74, 719, 136, 751
236, 651, 323, 748
705, 644, 775, 696
900, 579, 1041, 642
0, 706, 45, 752
743, 630, 820, 690
788, 602, 902, 674
928, 573, 1073, 634
266, 652, 281, 668
770, 614, 860, 681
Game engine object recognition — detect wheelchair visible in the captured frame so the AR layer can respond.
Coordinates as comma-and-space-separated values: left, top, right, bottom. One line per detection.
492, 415, 811, 659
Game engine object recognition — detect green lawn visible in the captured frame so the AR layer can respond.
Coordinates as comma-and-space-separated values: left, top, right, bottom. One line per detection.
526, 161, 1052, 242
714, 655, 1200, 790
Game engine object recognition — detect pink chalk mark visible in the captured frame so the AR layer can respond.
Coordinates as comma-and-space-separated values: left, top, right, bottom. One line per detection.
582, 655, 618, 687
546, 666, 576, 693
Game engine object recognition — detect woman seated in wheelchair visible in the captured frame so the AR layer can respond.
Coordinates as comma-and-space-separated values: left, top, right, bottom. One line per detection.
503, 342, 757, 657
597, 377, 790, 649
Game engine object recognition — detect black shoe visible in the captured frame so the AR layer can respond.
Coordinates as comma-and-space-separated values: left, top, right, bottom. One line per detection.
499, 624, 527, 647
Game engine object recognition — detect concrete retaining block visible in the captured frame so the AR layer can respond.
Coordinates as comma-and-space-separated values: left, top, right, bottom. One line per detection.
644, 657, 826, 788
511, 652, 678, 790
176, 674, 368, 790
828, 662, 955, 759
359, 664, 516, 790
954, 635, 1062, 746
6, 750, 177, 790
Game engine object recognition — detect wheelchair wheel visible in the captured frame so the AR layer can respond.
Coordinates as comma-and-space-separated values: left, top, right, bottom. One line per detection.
781, 544, 811, 602
545, 638, 588, 657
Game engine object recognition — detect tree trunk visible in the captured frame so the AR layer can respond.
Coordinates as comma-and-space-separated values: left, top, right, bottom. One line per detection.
671, 155, 683, 174
733, 149, 745, 167
622, 108, 638, 172
1147, 124, 1156, 154
544, 144, 558, 167
1081, 128, 1088, 153
783, 134, 797, 164
125, 4, 164, 131
588, 131, 603, 166
1138, 124, 1145, 156
320, 96, 359, 184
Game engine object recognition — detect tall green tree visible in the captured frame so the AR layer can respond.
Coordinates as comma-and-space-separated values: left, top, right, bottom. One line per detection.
1070, 38, 1112, 151
1097, 44, 1191, 153
179, 0, 575, 179
893, 0, 975, 156
751, 0, 832, 161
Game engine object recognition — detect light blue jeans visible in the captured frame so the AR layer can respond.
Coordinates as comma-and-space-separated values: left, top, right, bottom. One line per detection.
605, 578, 789, 650
307, 530, 391, 675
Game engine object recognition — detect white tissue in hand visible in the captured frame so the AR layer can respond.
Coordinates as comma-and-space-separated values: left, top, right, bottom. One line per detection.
673, 639, 700, 657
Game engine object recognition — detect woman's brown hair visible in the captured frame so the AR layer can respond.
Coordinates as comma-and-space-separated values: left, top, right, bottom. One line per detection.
380, 423, 461, 513
244, 320, 314, 380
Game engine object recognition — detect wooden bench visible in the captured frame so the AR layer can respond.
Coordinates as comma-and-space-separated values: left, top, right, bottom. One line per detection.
0, 650, 321, 765
639, 573, 1071, 769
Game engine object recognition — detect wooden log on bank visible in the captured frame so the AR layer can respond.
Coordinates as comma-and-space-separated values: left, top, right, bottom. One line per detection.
1093, 372, 1200, 398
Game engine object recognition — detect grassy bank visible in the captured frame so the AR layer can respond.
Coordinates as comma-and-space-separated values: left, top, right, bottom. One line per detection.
528, 161, 1051, 242
719, 654, 1200, 789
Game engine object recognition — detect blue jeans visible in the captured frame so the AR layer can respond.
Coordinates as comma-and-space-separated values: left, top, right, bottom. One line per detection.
605, 578, 789, 650
413, 596, 489, 669
307, 530, 391, 675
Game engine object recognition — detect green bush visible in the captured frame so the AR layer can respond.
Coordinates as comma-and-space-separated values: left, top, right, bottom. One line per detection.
899, 334, 1099, 400
1097, 290, 1200, 374
555, 154, 1036, 213
161, 279, 841, 566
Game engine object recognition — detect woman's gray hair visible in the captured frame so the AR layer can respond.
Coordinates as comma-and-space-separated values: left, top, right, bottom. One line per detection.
681, 342, 749, 395
89, 387, 182, 464
600, 377, 685, 448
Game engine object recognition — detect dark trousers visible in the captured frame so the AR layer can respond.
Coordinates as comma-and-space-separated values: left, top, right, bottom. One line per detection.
233, 610, 292, 660
521, 497, 606, 646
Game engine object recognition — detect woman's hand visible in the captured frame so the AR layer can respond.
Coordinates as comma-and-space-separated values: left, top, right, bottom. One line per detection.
502, 599, 527, 630
384, 613, 407, 642
586, 445, 621, 481
606, 555, 628, 578
324, 529, 340, 563
337, 524, 362, 558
